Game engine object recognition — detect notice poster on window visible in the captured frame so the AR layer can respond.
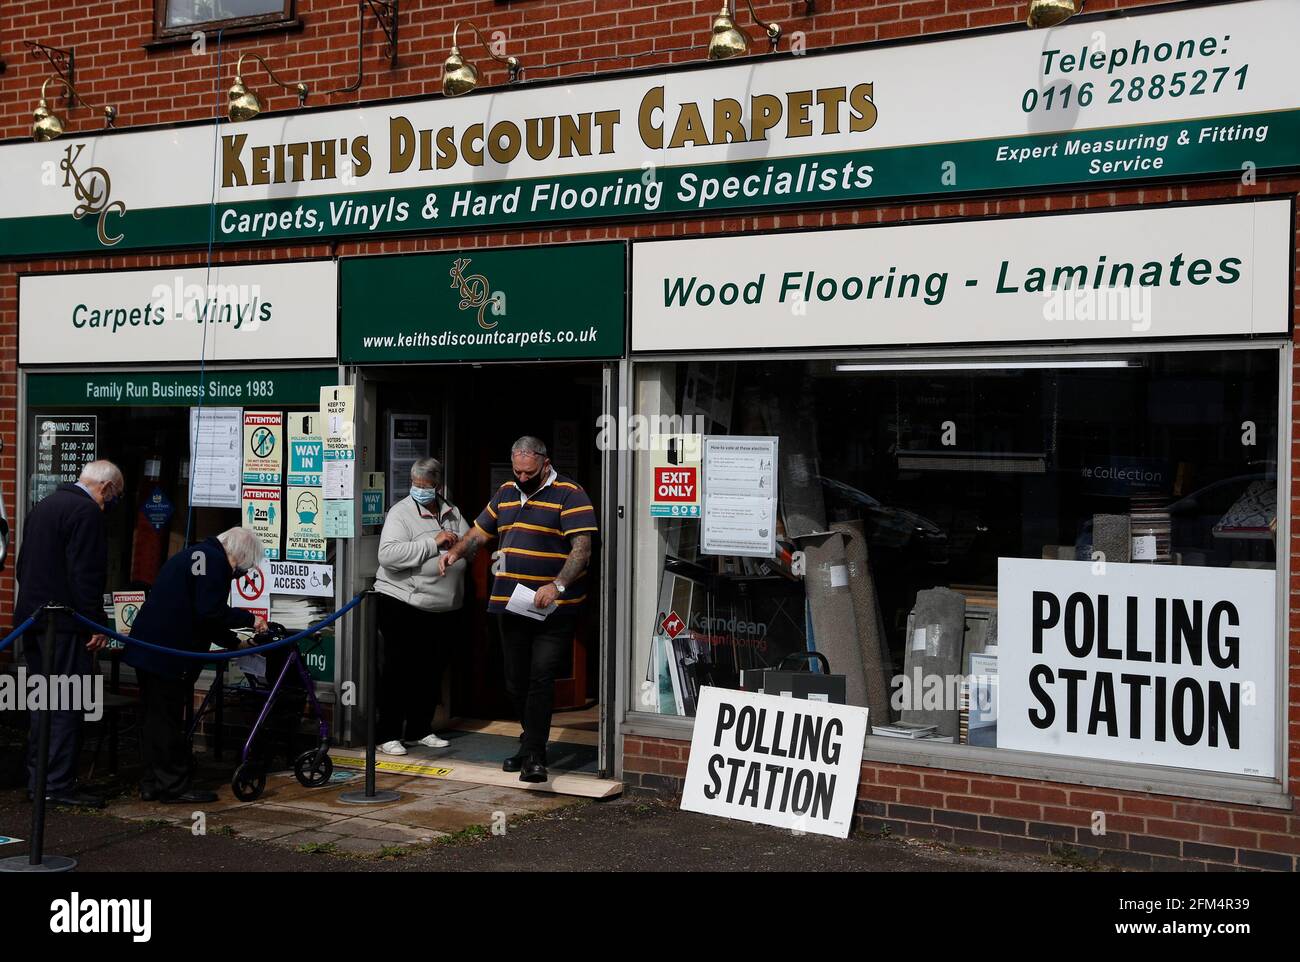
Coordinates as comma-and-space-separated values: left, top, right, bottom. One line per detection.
680, 686, 868, 838
998, 558, 1275, 777
241, 410, 283, 485
189, 407, 242, 508
241, 485, 282, 560
650, 434, 702, 518
701, 436, 778, 558
361, 472, 385, 526
387, 414, 430, 505
30, 415, 96, 507
287, 413, 323, 487
321, 386, 355, 454
286, 487, 326, 561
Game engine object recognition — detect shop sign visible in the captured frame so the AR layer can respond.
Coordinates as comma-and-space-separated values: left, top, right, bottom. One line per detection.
680, 686, 868, 839
340, 243, 626, 362
998, 558, 1276, 778
649, 434, 702, 518
18, 262, 337, 364
632, 198, 1291, 352
9, 0, 1294, 256
25, 368, 338, 408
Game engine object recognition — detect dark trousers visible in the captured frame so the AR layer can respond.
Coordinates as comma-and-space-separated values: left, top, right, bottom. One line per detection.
137, 669, 197, 797
24, 628, 92, 795
496, 611, 575, 760
376, 594, 456, 744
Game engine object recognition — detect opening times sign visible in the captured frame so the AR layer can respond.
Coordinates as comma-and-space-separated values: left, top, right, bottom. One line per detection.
998, 558, 1276, 778
2, 0, 1298, 255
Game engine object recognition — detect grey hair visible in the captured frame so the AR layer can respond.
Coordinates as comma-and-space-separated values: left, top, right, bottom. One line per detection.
410, 457, 443, 486
79, 459, 123, 492
510, 436, 548, 459
218, 526, 265, 571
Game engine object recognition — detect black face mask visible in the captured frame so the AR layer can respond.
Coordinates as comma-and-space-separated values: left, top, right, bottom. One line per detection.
516, 471, 545, 495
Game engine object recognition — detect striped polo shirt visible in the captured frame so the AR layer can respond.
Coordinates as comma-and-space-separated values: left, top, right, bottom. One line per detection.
474, 472, 598, 613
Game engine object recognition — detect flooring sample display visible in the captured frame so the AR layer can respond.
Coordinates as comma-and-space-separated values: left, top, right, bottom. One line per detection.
831, 520, 892, 725
1092, 513, 1132, 564
799, 531, 871, 713
901, 587, 967, 738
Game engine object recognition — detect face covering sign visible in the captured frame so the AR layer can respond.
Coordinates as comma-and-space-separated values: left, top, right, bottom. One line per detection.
998, 559, 1275, 778
680, 686, 868, 838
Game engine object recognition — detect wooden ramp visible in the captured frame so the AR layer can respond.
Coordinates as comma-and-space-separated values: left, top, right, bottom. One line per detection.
330, 748, 623, 800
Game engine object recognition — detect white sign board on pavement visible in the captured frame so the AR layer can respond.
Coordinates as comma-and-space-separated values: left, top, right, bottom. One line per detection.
681, 686, 868, 839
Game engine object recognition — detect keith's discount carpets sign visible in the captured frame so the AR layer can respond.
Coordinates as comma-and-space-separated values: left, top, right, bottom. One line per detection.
998, 559, 1276, 778
681, 687, 868, 838
2, 0, 1298, 255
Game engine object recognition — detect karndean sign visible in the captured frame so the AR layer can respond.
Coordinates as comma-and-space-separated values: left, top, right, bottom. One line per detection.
1, 0, 1297, 254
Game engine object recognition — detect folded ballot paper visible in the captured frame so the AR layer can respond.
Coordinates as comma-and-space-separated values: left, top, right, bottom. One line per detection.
506, 583, 557, 621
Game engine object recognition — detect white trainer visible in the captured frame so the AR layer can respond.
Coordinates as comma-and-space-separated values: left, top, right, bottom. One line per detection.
378, 739, 408, 755
416, 733, 450, 749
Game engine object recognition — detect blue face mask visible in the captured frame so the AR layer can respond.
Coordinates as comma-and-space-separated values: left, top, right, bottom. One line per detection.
410, 486, 439, 506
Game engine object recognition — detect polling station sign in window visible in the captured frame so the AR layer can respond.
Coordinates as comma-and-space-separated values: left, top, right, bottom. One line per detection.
998, 558, 1276, 778
680, 687, 868, 838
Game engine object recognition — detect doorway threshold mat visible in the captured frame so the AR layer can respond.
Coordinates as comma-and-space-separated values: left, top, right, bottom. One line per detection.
330, 747, 622, 799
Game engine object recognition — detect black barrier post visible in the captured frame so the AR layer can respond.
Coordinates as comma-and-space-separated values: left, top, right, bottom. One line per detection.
0, 605, 77, 872
340, 592, 399, 804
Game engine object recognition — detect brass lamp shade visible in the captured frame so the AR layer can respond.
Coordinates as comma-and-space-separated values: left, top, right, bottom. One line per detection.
1026, 0, 1083, 28
32, 98, 65, 142
442, 48, 479, 97
708, 10, 751, 60
228, 76, 264, 122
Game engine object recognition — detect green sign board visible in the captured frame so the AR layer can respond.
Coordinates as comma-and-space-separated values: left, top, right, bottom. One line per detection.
341, 242, 626, 362
26, 367, 339, 407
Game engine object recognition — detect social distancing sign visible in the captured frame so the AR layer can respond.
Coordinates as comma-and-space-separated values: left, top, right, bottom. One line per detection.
242, 411, 283, 485
241, 485, 281, 560
287, 412, 323, 487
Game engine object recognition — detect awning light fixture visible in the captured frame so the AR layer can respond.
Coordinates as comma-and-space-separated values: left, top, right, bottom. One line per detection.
228, 53, 309, 122
708, 0, 781, 60
442, 21, 521, 97
1026, 0, 1085, 29
31, 76, 115, 141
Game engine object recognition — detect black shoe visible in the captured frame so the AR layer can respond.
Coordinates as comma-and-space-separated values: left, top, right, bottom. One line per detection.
43, 789, 106, 809
159, 790, 218, 805
519, 757, 548, 783
140, 788, 159, 802
502, 752, 527, 773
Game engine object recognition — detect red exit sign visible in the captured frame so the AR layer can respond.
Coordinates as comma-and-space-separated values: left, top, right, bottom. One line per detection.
654, 467, 697, 502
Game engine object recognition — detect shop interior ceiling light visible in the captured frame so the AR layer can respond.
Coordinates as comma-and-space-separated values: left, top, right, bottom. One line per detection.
31, 76, 115, 141
441, 20, 521, 97
707, 0, 782, 61
1026, 0, 1084, 29
835, 359, 1141, 372
227, 53, 309, 122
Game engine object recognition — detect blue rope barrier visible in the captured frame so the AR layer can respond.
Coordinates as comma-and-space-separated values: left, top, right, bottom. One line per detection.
66, 592, 366, 662
0, 615, 39, 655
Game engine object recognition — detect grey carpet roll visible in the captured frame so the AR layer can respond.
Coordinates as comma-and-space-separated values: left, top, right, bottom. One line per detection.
799, 531, 870, 713
901, 586, 967, 737
831, 520, 891, 725
1092, 513, 1132, 564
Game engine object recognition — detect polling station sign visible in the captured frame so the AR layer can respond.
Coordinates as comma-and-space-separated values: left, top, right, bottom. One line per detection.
998, 558, 1276, 778
680, 686, 868, 838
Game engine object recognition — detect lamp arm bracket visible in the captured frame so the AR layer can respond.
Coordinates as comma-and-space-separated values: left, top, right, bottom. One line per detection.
25, 41, 75, 106
238, 52, 309, 102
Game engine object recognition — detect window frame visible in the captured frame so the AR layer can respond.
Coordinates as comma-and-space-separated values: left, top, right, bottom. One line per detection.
151, 0, 299, 44
617, 339, 1293, 809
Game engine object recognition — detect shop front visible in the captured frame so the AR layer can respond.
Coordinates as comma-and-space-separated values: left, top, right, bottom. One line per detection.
338, 241, 627, 775
620, 196, 1295, 862
15, 261, 341, 699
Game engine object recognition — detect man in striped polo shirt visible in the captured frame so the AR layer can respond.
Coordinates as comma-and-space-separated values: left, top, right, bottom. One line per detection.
439, 436, 597, 783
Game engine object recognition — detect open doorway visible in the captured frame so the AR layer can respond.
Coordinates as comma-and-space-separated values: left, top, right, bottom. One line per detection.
356, 361, 608, 778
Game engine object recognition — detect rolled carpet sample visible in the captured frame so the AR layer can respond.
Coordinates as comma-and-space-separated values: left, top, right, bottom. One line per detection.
830, 520, 891, 726
799, 530, 870, 712
901, 586, 967, 738
1092, 513, 1132, 564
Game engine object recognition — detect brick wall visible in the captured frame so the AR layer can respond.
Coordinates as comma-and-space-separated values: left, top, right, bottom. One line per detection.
624, 734, 1300, 871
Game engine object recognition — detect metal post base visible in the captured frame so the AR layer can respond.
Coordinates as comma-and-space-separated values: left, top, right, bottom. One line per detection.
0, 854, 77, 872
338, 789, 401, 804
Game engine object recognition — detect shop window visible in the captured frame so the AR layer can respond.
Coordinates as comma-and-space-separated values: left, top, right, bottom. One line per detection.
153, 0, 296, 41
630, 348, 1281, 776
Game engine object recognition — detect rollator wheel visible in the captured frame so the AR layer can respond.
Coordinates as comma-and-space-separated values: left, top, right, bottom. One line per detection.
232, 763, 266, 802
293, 749, 333, 788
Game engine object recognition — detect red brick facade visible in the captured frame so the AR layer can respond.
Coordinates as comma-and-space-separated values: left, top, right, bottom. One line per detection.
1, 0, 1295, 870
